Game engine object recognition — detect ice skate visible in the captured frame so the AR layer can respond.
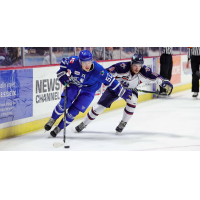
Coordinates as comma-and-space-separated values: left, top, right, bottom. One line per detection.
75, 122, 87, 133
192, 92, 198, 100
44, 118, 56, 131
50, 126, 61, 138
158, 91, 168, 98
116, 121, 127, 134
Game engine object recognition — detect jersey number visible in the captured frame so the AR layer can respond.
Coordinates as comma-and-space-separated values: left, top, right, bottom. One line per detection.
105, 73, 113, 82
70, 58, 75, 64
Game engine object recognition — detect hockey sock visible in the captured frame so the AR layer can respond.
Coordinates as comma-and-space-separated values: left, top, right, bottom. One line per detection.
122, 103, 136, 122
83, 104, 106, 125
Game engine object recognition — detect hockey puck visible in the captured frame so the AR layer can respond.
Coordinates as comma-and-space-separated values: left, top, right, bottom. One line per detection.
64, 146, 70, 148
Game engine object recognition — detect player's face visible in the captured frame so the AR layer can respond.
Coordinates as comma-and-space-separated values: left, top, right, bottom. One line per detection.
131, 64, 142, 74
81, 61, 93, 72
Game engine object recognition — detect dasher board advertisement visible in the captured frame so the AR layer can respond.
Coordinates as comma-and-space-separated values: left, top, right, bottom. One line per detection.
0, 69, 33, 124
33, 66, 62, 117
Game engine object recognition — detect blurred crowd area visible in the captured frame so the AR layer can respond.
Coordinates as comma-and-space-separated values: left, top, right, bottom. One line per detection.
0, 47, 188, 68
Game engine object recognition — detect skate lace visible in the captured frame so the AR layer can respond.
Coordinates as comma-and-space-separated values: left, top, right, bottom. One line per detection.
118, 121, 127, 129
79, 122, 86, 129
54, 126, 61, 134
48, 118, 55, 126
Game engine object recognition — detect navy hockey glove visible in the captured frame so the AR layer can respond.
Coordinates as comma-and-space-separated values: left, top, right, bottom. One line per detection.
120, 88, 132, 101
161, 80, 173, 95
57, 71, 70, 85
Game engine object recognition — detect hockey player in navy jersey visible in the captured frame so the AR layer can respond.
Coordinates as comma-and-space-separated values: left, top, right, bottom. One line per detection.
75, 53, 173, 134
44, 50, 132, 137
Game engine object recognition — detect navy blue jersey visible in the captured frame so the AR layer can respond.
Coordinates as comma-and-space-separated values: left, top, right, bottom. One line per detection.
106, 61, 164, 89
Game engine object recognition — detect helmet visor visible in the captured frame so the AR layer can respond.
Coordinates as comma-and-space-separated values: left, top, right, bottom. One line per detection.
81, 60, 93, 66
132, 64, 142, 68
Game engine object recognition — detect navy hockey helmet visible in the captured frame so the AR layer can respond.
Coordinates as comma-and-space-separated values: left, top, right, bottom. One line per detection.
131, 53, 144, 65
79, 50, 93, 64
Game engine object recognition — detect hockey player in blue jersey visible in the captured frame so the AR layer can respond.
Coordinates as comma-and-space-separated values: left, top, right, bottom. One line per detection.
75, 53, 173, 134
44, 50, 132, 137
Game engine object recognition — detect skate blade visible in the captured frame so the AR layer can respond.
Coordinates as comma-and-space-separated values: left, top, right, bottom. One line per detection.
74, 128, 78, 133
158, 95, 168, 98
193, 97, 198, 100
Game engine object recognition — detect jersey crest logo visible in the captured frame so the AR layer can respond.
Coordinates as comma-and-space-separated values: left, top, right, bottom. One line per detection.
120, 63, 126, 69
70, 58, 75, 64
75, 71, 80, 75
109, 67, 115, 72
145, 67, 150, 72
100, 71, 105, 76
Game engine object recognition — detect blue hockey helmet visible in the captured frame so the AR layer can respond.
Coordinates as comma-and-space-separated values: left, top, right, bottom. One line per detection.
79, 50, 93, 64
131, 53, 144, 65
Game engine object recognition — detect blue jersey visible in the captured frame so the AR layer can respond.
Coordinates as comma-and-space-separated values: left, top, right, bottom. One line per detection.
57, 56, 123, 94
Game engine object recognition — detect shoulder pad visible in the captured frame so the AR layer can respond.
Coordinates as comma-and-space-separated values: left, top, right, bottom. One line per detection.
114, 62, 130, 73
69, 56, 79, 64
141, 65, 152, 73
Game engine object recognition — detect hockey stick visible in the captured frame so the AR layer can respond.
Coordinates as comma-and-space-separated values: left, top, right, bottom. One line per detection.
137, 89, 160, 95
53, 83, 69, 148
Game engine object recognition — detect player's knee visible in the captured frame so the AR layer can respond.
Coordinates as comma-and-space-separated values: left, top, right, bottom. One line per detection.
132, 90, 138, 98
68, 105, 80, 118
93, 104, 106, 114
127, 95, 138, 105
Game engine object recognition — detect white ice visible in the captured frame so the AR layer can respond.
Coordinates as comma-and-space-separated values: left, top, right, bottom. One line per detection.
0, 89, 200, 151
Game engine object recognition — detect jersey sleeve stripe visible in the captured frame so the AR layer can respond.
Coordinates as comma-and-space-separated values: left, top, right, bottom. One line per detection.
60, 65, 67, 68
112, 83, 120, 91
107, 78, 115, 87
118, 87, 125, 97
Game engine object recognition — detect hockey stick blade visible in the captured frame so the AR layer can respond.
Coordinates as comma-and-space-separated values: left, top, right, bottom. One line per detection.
53, 142, 64, 148
137, 89, 160, 95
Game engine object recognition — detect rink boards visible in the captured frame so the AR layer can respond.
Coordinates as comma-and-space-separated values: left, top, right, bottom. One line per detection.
0, 55, 192, 139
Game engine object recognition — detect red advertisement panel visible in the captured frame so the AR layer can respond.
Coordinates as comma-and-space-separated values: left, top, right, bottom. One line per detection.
156, 56, 181, 84
171, 56, 181, 84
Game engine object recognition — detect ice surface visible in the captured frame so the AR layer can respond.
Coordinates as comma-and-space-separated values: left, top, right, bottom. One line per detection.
1, 89, 200, 151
